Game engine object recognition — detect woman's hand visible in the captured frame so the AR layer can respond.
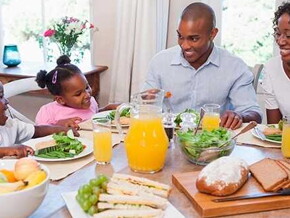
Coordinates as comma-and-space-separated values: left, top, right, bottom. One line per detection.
0, 145, 35, 158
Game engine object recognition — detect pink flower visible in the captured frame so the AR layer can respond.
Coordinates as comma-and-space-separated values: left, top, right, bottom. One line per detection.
69, 17, 79, 23
89, 23, 94, 29
44, 29, 55, 37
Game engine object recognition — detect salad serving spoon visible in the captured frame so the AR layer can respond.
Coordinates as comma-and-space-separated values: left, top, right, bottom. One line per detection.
194, 108, 205, 135
218, 121, 258, 148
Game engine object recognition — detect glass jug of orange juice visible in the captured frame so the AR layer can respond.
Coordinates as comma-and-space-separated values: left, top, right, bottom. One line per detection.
115, 89, 169, 173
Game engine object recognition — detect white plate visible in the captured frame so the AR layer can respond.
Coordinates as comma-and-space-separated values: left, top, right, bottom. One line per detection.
24, 135, 93, 162
92, 110, 130, 128
62, 191, 185, 218
251, 125, 281, 144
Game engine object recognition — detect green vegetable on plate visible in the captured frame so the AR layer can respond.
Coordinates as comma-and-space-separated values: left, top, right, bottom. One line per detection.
265, 134, 282, 142
35, 132, 85, 159
93, 108, 131, 122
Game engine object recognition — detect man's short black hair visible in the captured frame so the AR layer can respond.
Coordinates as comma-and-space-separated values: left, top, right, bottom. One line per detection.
181, 2, 216, 31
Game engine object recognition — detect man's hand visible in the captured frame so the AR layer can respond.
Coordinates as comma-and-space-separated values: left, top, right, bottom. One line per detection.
56, 117, 82, 129
0, 145, 35, 158
220, 110, 243, 130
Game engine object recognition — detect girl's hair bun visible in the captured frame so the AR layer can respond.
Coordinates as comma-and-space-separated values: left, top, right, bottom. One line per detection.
57, 55, 71, 66
35, 70, 48, 88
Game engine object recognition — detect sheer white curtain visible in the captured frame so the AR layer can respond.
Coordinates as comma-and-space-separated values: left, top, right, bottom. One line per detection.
109, 0, 169, 103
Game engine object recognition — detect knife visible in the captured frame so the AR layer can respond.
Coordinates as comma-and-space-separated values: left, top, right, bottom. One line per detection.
237, 142, 281, 148
212, 188, 290, 202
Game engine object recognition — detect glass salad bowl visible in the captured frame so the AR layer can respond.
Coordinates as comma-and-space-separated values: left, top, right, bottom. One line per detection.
176, 128, 236, 165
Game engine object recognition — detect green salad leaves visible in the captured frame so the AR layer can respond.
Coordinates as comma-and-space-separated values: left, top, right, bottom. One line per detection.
35, 132, 85, 159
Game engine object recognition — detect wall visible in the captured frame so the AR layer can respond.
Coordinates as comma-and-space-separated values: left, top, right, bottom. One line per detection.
167, 0, 222, 48
0, 4, 3, 60
167, 0, 197, 48
91, 0, 117, 107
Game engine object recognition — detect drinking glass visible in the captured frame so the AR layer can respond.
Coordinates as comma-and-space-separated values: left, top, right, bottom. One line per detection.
281, 115, 290, 158
92, 118, 112, 164
202, 104, 220, 131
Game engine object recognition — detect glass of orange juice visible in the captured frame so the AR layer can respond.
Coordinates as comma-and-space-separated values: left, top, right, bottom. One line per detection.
202, 104, 220, 131
281, 115, 290, 158
92, 118, 112, 164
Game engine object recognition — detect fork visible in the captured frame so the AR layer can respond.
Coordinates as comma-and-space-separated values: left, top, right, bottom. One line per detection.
254, 127, 266, 140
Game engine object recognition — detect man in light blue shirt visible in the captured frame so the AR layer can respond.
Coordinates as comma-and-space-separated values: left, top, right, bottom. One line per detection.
144, 2, 262, 129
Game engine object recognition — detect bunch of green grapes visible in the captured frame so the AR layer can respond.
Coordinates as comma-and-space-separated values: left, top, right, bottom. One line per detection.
76, 174, 109, 215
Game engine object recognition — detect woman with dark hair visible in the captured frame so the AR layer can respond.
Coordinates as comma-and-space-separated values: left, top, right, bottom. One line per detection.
261, 2, 290, 124
35, 55, 116, 128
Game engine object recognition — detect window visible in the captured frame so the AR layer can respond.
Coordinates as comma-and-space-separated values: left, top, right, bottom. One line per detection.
1, 0, 90, 63
221, 0, 275, 67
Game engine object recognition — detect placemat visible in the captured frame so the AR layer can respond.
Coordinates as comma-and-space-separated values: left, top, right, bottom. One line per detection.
236, 124, 280, 149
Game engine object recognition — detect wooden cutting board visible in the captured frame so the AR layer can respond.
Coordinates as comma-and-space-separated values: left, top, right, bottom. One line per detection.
172, 171, 290, 217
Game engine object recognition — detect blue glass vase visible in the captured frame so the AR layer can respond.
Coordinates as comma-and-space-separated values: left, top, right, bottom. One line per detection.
3, 45, 21, 67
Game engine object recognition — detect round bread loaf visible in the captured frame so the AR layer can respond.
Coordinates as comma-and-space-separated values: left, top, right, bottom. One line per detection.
196, 156, 249, 196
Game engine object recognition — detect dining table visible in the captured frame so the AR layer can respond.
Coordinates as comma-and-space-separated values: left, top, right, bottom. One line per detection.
28, 121, 288, 218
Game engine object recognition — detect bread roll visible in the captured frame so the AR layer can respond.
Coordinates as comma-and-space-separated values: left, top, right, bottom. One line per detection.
196, 156, 249, 196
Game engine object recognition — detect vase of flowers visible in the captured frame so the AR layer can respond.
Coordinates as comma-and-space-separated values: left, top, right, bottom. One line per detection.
44, 16, 95, 63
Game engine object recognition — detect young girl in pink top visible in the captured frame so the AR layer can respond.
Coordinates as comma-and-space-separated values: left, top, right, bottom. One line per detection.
35, 55, 116, 128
